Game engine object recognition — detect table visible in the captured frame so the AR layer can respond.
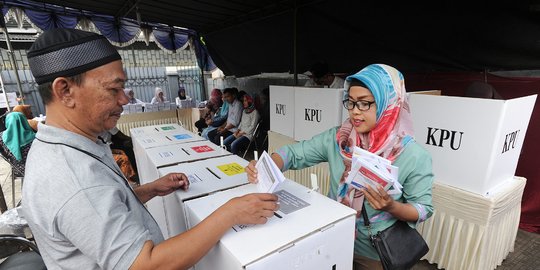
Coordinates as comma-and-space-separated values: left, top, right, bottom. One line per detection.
417, 177, 526, 270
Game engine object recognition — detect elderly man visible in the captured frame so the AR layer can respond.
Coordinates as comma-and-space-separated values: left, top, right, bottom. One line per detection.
22, 28, 278, 270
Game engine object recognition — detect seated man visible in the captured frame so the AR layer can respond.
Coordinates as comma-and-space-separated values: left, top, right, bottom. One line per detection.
22, 28, 278, 270
304, 61, 345, 88
208, 88, 243, 146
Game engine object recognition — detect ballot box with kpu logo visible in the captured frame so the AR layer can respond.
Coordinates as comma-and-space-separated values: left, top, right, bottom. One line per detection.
409, 94, 536, 195
185, 179, 356, 270
156, 155, 250, 238
269, 85, 295, 138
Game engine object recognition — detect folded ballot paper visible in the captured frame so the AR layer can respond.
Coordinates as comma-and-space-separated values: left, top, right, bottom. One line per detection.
345, 147, 403, 195
255, 151, 285, 193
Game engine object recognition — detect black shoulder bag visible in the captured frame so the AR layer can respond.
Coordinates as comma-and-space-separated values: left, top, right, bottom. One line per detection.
361, 203, 429, 270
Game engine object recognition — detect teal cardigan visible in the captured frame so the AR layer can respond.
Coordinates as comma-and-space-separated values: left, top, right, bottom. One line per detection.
276, 127, 434, 259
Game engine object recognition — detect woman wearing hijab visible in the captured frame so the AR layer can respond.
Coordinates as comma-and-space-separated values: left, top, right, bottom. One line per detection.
195, 88, 223, 133
245, 64, 434, 269
150, 87, 168, 104
178, 86, 187, 100
0, 112, 36, 176
223, 94, 260, 155
124, 88, 144, 104
201, 89, 230, 140
12, 105, 39, 131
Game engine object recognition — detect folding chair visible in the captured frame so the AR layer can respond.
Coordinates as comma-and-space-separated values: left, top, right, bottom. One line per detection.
242, 121, 262, 159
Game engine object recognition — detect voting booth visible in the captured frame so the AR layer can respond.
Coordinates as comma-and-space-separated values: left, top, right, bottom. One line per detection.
409, 94, 536, 195
294, 87, 344, 141
157, 155, 249, 238
269, 85, 345, 141
186, 179, 356, 270
269, 86, 295, 138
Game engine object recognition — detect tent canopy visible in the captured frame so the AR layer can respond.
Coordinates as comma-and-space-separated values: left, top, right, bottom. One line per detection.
3, 1, 540, 76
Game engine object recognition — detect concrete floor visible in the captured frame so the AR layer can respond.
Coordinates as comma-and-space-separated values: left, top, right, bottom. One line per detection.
2, 158, 538, 269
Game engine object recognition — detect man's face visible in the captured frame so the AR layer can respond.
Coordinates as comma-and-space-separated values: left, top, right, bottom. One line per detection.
223, 92, 235, 104
71, 60, 128, 137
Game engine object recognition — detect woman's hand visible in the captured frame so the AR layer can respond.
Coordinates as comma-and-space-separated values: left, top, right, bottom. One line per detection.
363, 185, 394, 211
244, 160, 258, 184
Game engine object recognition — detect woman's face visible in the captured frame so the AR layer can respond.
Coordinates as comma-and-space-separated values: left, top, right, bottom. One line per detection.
347, 85, 377, 134
243, 96, 249, 108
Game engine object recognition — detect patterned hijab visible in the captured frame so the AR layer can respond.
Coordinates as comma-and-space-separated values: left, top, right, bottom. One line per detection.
2, 112, 36, 161
243, 94, 256, 114
336, 64, 414, 213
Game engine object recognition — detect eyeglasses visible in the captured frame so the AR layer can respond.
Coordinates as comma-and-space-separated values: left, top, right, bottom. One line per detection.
342, 99, 375, 111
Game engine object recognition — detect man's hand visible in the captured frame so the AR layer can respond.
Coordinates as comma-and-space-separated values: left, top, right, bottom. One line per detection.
221, 193, 279, 225
152, 173, 189, 197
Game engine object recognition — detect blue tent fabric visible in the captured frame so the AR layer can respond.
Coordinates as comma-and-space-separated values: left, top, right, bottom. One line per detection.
24, 9, 77, 30
1, 0, 216, 72
152, 28, 189, 52
92, 16, 140, 46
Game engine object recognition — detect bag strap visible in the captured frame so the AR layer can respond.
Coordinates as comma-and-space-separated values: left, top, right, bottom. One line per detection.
361, 202, 375, 240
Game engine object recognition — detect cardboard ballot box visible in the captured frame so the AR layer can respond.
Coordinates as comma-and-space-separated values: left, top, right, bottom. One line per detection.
294, 87, 344, 141
156, 155, 250, 238
144, 141, 230, 169
269, 85, 295, 138
130, 123, 184, 137
132, 129, 204, 150
186, 179, 356, 270
409, 94, 537, 195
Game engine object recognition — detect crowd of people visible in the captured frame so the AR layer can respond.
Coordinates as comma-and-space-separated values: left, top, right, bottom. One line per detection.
0, 27, 503, 269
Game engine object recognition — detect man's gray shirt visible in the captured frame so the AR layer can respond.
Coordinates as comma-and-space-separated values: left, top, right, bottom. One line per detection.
22, 124, 164, 269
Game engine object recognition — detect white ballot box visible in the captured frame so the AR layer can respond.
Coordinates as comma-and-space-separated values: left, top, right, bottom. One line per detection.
145, 141, 231, 169
156, 155, 250, 238
186, 179, 356, 270
132, 129, 204, 151
130, 123, 184, 137
409, 94, 536, 195
294, 87, 344, 141
270, 85, 295, 138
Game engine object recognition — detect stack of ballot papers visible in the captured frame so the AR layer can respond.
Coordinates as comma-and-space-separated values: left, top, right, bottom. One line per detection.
255, 151, 285, 193
345, 146, 403, 195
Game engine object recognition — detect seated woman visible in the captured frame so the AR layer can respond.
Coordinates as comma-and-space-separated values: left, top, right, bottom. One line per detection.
124, 88, 144, 104
0, 112, 36, 176
195, 88, 223, 134
150, 87, 168, 104
223, 94, 260, 155
12, 105, 39, 132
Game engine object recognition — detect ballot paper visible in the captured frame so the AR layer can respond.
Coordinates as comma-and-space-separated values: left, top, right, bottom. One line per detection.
255, 151, 285, 193
346, 147, 402, 194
